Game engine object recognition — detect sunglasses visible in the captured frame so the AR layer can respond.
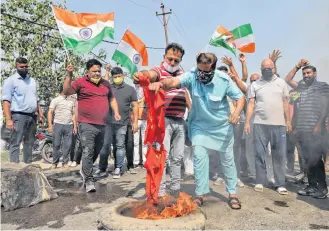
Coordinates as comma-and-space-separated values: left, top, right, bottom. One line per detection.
166, 57, 181, 64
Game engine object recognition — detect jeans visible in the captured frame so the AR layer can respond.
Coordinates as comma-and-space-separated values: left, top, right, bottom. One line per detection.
295, 131, 327, 190
10, 113, 37, 163
194, 145, 237, 195
159, 117, 185, 196
79, 123, 105, 182
233, 122, 245, 178
254, 124, 287, 187
52, 123, 73, 165
98, 124, 113, 171
112, 124, 128, 170
73, 133, 83, 164
125, 125, 134, 169
133, 120, 147, 165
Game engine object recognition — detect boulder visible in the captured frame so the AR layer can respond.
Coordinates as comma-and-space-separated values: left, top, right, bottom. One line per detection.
1, 164, 58, 211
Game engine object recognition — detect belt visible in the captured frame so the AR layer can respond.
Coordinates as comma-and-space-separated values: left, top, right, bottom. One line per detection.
11, 111, 36, 117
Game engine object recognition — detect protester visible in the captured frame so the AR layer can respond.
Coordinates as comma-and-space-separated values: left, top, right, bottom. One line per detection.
147, 52, 245, 209
245, 58, 291, 195
63, 59, 120, 192
2, 57, 43, 163
47, 85, 77, 168
133, 43, 188, 198
285, 59, 329, 199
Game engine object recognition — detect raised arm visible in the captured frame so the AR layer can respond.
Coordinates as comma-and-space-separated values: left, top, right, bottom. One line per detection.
133, 69, 160, 84
63, 63, 77, 95
238, 54, 248, 82
285, 59, 309, 89
269, 49, 282, 76
228, 72, 247, 94
222, 56, 239, 78
103, 64, 111, 81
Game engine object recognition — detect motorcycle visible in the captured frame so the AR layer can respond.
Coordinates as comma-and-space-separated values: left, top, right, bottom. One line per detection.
33, 128, 53, 163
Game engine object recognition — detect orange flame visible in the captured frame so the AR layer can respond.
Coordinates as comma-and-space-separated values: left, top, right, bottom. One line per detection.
132, 192, 197, 220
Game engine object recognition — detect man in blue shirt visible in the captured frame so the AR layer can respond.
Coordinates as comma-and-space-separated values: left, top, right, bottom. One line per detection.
2, 57, 43, 163
147, 53, 245, 209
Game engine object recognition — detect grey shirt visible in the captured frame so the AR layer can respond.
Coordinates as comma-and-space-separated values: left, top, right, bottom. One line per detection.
49, 95, 74, 125
248, 75, 289, 126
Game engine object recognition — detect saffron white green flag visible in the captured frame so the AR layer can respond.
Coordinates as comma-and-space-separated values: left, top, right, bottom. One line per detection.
53, 6, 114, 54
112, 30, 148, 75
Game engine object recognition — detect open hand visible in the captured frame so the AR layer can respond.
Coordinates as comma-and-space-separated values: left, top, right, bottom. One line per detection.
238, 53, 246, 63
269, 49, 282, 63
221, 56, 233, 66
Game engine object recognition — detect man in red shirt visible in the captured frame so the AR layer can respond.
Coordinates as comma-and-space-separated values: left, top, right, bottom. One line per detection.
63, 59, 120, 192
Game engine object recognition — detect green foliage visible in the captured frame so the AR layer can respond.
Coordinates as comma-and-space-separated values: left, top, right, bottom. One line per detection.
0, 0, 107, 103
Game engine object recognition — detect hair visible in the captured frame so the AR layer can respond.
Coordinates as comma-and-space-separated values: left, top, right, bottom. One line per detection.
111, 67, 123, 76
86, 59, 102, 70
302, 65, 316, 72
165, 43, 185, 58
217, 66, 228, 72
15, 57, 28, 64
197, 53, 218, 70
58, 85, 64, 93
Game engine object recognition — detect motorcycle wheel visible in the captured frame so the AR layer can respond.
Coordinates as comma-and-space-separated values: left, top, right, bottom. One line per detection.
41, 142, 53, 164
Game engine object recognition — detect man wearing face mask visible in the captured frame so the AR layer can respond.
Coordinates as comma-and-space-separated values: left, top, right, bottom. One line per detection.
285, 60, 329, 199
2, 57, 44, 163
133, 43, 188, 198
63, 59, 121, 193
148, 53, 245, 210
245, 58, 291, 195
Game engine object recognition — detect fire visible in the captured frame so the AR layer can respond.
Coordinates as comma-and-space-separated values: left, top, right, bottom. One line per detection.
132, 192, 197, 220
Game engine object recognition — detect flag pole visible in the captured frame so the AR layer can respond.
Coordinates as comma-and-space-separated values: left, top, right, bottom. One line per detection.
50, 5, 71, 63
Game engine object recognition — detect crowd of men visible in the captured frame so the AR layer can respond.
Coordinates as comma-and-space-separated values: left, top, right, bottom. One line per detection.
2, 43, 329, 210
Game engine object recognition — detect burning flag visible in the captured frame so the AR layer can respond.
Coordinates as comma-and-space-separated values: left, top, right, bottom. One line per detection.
209, 23, 255, 55
52, 6, 114, 54
112, 30, 148, 75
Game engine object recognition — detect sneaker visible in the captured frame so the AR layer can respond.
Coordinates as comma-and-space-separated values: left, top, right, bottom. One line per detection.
94, 169, 107, 178
67, 161, 72, 166
312, 189, 328, 199
85, 181, 96, 193
254, 184, 264, 192
113, 168, 121, 179
276, 186, 288, 195
80, 168, 86, 183
237, 178, 245, 188
298, 186, 317, 196
70, 161, 77, 167
294, 173, 305, 181
128, 168, 137, 174
214, 177, 225, 186
50, 164, 57, 170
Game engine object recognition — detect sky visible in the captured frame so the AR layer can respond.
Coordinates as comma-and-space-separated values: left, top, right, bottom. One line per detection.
58, 0, 329, 83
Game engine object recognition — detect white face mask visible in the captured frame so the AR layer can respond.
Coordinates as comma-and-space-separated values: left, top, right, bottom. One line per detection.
163, 61, 180, 73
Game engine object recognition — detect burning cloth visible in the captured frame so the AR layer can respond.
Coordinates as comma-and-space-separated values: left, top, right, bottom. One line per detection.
139, 76, 166, 203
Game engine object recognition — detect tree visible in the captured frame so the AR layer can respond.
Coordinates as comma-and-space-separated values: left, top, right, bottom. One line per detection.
0, 0, 107, 104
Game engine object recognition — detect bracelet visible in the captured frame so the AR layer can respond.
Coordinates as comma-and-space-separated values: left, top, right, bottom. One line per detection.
295, 65, 300, 70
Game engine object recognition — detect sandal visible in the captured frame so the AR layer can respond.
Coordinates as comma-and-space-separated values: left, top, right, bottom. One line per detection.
228, 197, 241, 210
276, 186, 288, 195
194, 196, 205, 207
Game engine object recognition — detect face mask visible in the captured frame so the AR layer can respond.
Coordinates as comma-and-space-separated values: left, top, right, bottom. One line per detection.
17, 69, 28, 78
303, 77, 315, 86
261, 68, 273, 81
113, 77, 124, 85
90, 77, 101, 84
196, 69, 215, 84
163, 61, 180, 73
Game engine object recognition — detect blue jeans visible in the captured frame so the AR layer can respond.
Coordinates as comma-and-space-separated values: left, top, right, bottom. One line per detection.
98, 124, 113, 171
254, 124, 287, 187
112, 124, 128, 170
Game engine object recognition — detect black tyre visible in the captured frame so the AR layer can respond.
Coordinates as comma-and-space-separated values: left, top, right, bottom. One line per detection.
41, 142, 53, 164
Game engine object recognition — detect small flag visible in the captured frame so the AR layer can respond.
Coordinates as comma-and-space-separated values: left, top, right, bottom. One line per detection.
209, 25, 237, 55
52, 6, 114, 54
112, 30, 148, 75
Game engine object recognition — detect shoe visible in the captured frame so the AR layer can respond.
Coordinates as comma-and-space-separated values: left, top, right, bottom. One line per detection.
214, 177, 225, 186
113, 168, 121, 179
67, 161, 72, 166
237, 178, 245, 188
294, 173, 305, 181
70, 161, 77, 167
80, 168, 86, 183
276, 186, 288, 195
128, 168, 137, 174
94, 169, 107, 178
312, 189, 328, 199
254, 184, 263, 192
85, 181, 96, 193
298, 186, 317, 196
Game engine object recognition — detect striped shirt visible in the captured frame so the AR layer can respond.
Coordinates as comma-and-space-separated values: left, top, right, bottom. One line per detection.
152, 62, 186, 118
295, 80, 329, 132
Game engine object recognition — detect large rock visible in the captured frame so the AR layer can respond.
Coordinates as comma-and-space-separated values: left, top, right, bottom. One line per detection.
1, 164, 58, 211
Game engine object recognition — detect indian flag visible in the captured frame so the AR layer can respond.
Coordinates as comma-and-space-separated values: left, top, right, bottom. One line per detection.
209, 25, 236, 55
112, 30, 148, 75
230, 24, 255, 53
52, 6, 114, 54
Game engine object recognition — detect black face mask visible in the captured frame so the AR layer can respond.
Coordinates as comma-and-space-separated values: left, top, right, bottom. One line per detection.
197, 69, 215, 84
303, 77, 315, 86
17, 69, 28, 78
261, 68, 273, 81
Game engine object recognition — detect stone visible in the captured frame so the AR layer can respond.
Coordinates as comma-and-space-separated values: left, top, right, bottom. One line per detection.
1, 164, 58, 211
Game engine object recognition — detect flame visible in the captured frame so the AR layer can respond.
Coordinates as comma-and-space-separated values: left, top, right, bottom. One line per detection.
132, 192, 197, 220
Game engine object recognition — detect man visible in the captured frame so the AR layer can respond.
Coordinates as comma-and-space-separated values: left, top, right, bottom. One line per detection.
146, 53, 245, 209
133, 43, 188, 198
48, 85, 77, 168
63, 59, 120, 192
285, 59, 329, 199
97, 67, 138, 179
2, 57, 43, 163
245, 58, 291, 195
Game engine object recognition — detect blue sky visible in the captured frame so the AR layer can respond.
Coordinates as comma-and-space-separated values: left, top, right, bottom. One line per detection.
60, 0, 329, 82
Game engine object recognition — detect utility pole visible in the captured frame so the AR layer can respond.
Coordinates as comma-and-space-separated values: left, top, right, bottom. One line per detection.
156, 3, 172, 46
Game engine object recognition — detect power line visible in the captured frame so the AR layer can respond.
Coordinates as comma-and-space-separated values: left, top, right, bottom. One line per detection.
1, 23, 60, 39
125, 0, 154, 12
173, 12, 190, 41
